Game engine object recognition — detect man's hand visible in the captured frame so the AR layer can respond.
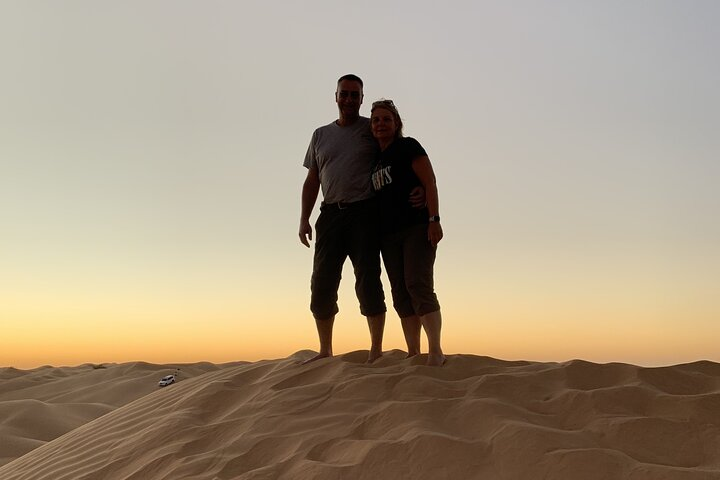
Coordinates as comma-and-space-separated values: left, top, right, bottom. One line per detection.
300, 166, 320, 248
409, 186, 426, 208
299, 220, 313, 248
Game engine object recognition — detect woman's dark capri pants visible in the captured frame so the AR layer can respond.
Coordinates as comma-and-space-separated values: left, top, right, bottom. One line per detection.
310, 197, 386, 320
381, 222, 440, 318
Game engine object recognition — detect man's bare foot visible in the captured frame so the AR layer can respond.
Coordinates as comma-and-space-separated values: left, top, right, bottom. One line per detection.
405, 350, 421, 359
426, 353, 446, 367
366, 348, 383, 363
302, 352, 332, 365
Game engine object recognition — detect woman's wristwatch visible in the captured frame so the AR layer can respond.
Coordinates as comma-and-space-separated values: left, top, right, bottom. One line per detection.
429, 215, 440, 223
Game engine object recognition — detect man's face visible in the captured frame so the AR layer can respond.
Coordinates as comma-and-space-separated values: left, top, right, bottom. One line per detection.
335, 80, 363, 119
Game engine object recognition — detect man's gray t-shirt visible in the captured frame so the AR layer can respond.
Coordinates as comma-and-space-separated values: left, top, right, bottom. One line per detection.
303, 117, 378, 204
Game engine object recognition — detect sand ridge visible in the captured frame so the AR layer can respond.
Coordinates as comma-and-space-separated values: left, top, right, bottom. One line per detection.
0, 361, 240, 468
0, 351, 719, 479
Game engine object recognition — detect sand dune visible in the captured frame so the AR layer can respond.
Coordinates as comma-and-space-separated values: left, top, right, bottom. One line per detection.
1, 351, 719, 479
0, 361, 238, 467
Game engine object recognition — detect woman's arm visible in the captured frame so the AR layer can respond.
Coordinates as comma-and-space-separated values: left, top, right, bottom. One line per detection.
412, 155, 443, 246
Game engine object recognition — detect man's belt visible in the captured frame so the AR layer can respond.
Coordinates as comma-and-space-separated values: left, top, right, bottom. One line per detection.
321, 197, 375, 210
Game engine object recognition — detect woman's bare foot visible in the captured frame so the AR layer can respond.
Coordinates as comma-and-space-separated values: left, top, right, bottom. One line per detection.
405, 349, 421, 359
426, 353, 446, 367
302, 351, 332, 365
366, 348, 383, 363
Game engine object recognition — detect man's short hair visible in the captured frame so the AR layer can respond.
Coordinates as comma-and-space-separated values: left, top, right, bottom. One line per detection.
337, 74, 364, 89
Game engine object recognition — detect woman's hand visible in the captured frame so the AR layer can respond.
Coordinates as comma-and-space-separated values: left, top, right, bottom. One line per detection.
428, 222, 443, 247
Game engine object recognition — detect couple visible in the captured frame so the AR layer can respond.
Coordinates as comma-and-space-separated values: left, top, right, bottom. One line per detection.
298, 74, 445, 367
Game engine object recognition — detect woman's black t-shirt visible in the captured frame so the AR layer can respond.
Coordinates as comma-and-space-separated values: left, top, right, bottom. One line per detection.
371, 137, 429, 233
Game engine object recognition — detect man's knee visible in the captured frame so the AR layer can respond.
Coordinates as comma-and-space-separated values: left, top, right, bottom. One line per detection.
310, 272, 342, 320
311, 302, 339, 320
356, 278, 386, 317
392, 299, 415, 318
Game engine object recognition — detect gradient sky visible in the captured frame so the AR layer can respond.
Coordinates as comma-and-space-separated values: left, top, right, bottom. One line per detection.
2, 1, 719, 368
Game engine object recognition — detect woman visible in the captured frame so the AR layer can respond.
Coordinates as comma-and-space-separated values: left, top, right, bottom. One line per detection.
370, 99, 445, 366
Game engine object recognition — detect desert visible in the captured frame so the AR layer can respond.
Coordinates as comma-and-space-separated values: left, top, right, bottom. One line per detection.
1, 351, 719, 479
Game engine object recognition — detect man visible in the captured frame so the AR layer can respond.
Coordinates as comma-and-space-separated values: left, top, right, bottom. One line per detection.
299, 74, 386, 364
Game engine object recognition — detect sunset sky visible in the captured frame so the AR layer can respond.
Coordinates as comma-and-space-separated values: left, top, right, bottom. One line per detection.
2, 1, 718, 368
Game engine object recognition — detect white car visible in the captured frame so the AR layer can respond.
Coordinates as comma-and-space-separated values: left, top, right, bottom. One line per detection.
158, 374, 176, 387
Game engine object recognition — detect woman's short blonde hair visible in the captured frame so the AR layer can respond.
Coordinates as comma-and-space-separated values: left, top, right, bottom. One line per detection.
371, 99, 404, 139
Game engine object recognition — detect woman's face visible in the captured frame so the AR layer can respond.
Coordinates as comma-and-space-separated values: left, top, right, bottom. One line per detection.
371, 107, 397, 141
